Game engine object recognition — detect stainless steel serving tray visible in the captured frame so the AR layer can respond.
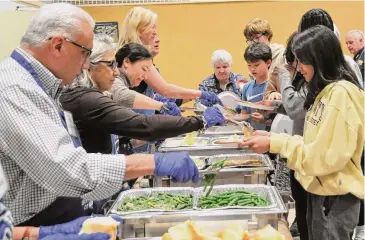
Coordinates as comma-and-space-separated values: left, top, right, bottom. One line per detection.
158, 137, 250, 156
159, 137, 211, 149
200, 125, 244, 136
194, 184, 277, 211
202, 154, 274, 173
109, 187, 195, 216
108, 185, 287, 222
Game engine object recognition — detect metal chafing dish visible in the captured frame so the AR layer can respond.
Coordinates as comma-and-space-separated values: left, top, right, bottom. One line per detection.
154, 153, 274, 187
198, 124, 244, 137
158, 137, 251, 156
108, 185, 287, 239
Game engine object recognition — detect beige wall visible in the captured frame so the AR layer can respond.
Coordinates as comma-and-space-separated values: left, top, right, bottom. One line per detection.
0, 11, 34, 60
84, 1, 364, 89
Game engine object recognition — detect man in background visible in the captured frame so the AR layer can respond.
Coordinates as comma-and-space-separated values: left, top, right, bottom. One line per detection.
346, 30, 364, 82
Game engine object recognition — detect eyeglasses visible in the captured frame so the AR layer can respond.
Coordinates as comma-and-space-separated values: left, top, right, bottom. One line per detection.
91, 60, 118, 71
246, 33, 266, 44
64, 37, 93, 60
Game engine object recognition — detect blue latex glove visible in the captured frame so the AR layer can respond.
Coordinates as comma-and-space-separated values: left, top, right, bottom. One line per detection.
40, 233, 110, 240
154, 152, 200, 184
39, 215, 123, 238
160, 102, 181, 116
154, 93, 176, 103
235, 105, 242, 114
39, 216, 91, 238
0, 215, 12, 240
199, 91, 223, 107
203, 107, 226, 128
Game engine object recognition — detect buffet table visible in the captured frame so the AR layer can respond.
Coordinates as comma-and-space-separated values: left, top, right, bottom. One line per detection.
108, 126, 294, 239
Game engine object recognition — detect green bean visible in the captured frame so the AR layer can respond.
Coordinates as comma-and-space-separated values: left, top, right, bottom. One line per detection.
119, 193, 193, 212
198, 190, 271, 209
205, 176, 216, 197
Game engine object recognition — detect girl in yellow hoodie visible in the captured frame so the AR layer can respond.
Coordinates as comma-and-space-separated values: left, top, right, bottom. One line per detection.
241, 25, 364, 240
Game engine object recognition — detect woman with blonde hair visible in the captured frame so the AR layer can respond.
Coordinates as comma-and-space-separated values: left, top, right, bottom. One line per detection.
118, 7, 157, 49
112, 7, 222, 107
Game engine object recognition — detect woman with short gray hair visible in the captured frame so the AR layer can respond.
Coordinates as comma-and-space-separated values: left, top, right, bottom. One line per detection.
199, 49, 246, 100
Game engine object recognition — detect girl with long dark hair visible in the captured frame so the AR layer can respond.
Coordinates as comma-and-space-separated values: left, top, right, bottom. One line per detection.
241, 25, 364, 240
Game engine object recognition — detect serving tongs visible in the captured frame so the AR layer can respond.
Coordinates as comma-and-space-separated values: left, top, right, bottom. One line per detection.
201, 157, 227, 197
225, 117, 254, 137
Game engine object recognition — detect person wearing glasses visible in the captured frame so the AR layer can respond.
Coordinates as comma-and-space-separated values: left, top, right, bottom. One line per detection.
60, 34, 224, 156
243, 18, 285, 78
0, 3, 211, 227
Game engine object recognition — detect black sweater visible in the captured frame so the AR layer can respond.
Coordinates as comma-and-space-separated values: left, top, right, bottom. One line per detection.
60, 86, 203, 154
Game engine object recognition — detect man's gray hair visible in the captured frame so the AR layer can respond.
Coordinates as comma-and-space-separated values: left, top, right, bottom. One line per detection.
211, 49, 233, 66
70, 34, 117, 89
347, 30, 364, 40
21, 3, 95, 48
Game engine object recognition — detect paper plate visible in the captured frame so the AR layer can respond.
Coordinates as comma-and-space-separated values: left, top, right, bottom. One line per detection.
236, 100, 275, 111
217, 91, 240, 110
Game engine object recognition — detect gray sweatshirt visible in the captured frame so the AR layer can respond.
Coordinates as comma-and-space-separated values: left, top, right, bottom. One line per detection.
109, 71, 136, 108
274, 69, 307, 136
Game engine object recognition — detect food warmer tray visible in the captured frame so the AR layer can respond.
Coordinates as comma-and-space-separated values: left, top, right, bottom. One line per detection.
194, 184, 277, 210
198, 125, 245, 136
111, 187, 195, 216
158, 137, 252, 156
154, 153, 274, 187
108, 185, 287, 239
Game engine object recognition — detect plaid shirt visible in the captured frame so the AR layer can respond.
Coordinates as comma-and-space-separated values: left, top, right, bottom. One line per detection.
198, 72, 245, 96
0, 48, 126, 225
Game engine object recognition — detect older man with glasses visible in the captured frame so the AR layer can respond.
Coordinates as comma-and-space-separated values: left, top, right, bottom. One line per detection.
0, 2, 201, 231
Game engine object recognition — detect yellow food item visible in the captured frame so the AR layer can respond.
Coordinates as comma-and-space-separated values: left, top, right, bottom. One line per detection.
79, 217, 119, 240
253, 224, 285, 240
242, 125, 254, 137
184, 132, 198, 146
162, 221, 284, 240
216, 224, 248, 240
192, 158, 204, 169
162, 221, 220, 240
226, 134, 240, 142
223, 159, 262, 167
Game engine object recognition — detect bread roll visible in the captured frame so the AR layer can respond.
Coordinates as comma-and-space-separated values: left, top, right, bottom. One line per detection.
79, 217, 119, 240
253, 224, 285, 240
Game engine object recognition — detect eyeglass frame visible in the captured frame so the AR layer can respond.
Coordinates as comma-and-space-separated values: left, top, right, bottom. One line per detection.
64, 37, 93, 60
47, 36, 93, 61
246, 32, 266, 44
91, 60, 118, 71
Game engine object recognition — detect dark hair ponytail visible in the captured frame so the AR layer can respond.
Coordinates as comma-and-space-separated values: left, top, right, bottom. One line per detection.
116, 43, 152, 68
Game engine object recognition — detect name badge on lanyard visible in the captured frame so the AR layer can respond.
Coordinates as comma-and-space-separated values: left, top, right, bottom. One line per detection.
0, 164, 8, 199
63, 111, 79, 139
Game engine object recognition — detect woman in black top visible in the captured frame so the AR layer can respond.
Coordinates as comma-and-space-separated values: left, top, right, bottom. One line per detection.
60, 34, 224, 155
